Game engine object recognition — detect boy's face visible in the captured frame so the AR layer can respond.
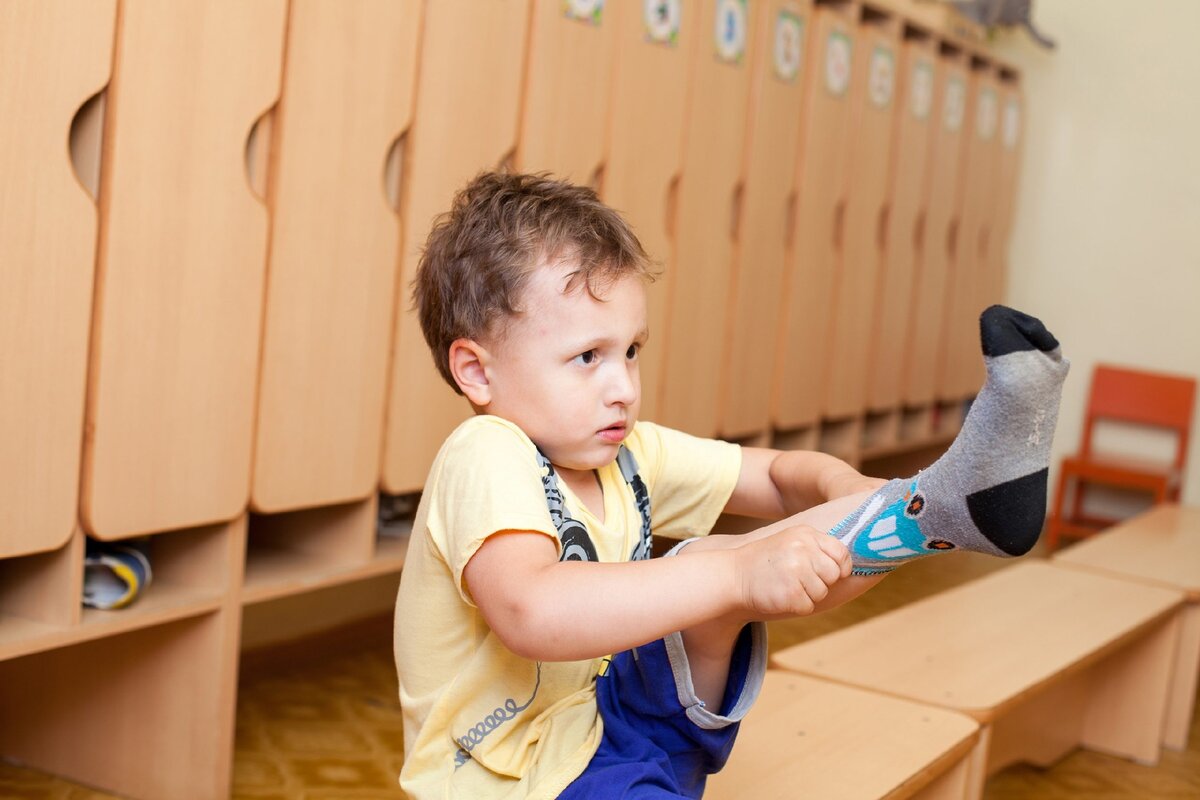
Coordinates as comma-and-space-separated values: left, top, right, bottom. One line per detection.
478, 260, 647, 476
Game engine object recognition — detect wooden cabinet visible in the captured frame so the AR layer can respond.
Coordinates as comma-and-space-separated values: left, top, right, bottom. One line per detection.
658, 0, 760, 436
940, 60, 1002, 400
82, 0, 287, 538
0, 0, 115, 559
865, 30, 937, 415
518, 0, 616, 182
903, 44, 970, 408
721, 0, 814, 440
774, 1, 857, 431
822, 5, 902, 420
603, 0, 699, 421
252, 0, 422, 513
381, 0, 531, 494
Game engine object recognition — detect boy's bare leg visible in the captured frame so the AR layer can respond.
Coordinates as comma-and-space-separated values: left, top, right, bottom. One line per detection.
679, 490, 882, 710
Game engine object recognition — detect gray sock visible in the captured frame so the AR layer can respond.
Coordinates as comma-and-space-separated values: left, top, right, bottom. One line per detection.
830, 306, 1070, 574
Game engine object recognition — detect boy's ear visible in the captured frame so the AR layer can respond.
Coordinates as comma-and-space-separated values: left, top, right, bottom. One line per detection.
448, 338, 492, 407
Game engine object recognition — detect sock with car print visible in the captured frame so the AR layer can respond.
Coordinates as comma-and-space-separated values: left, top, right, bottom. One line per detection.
829, 305, 1070, 575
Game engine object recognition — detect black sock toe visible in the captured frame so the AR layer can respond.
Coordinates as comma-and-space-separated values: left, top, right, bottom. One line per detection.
980, 305, 1060, 357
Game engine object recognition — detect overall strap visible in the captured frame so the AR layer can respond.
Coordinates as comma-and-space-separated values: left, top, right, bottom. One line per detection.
535, 447, 653, 562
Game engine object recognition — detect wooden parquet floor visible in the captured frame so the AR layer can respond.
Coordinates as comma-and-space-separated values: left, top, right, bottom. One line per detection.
3, 548, 1198, 798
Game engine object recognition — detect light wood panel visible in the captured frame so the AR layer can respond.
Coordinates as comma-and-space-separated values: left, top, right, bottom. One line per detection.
380, 0, 531, 494
707, 671, 979, 800
658, 0, 759, 436
0, 1, 116, 557
822, 7, 901, 419
865, 30, 938, 413
938, 61, 1001, 401
1053, 504, 1200, 749
602, 0, 699, 423
720, 0, 813, 439
82, 0, 287, 538
773, 1, 856, 430
987, 73, 1024, 314
252, 0, 422, 512
517, 0, 616, 182
902, 45, 968, 406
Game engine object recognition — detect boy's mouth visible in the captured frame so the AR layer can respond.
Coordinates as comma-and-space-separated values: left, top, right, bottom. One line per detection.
597, 422, 626, 443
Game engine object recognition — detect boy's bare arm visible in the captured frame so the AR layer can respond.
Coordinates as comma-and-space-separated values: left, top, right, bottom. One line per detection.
463, 524, 851, 663
725, 447, 885, 519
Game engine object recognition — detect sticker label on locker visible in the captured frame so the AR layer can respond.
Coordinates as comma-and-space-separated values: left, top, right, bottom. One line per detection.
1003, 96, 1021, 150
774, 7, 805, 82
911, 59, 934, 120
824, 30, 852, 97
714, 0, 747, 63
644, 0, 681, 45
565, 0, 604, 24
944, 75, 966, 132
977, 86, 997, 140
868, 45, 895, 109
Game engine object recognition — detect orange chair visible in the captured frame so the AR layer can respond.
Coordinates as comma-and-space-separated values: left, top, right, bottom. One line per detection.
1045, 364, 1196, 552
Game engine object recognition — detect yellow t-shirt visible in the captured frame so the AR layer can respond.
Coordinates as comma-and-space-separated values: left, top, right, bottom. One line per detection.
394, 415, 742, 800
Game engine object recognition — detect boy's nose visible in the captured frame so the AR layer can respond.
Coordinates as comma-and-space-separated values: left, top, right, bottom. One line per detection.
607, 364, 638, 406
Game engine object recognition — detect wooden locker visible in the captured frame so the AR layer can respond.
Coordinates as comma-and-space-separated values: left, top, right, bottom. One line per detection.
773, 0, 857, 431
821, 4, 901, 420
864, 28, 937, 413
603, 0, 699, 422
82, 0, 287, 538
940, 59, 1001, 401
381, 0, 531, 494
720, 0, 813, 440
518, 0, 616, 182
989, 71, 1024, 313
0, 1, 115, 557
658, 0, 760, 437
901, 43, 968, 407
252, 0, 422, 513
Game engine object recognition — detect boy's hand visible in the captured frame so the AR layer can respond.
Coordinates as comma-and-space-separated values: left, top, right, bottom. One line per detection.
732, 525, 852, 617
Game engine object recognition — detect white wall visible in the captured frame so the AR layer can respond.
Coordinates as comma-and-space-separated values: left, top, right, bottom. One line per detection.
990, 0, 1200, 506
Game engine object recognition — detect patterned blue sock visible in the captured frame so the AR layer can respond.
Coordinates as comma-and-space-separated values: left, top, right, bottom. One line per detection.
831, 306, 1070, 574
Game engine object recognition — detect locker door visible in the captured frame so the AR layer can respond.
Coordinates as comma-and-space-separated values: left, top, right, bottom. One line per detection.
822, 6, 901, 419
252, 1, 422, 513
518, 0, 616, 182
720, 0, 813, 440
865, 31, 937, 413
989, 73, 1024, 313
903, 45, 968, 407
82, 0, 286, 538
381, 0, 531, 494
658, 0, 760, 437
603, 0, 699, 422
0, 1, 116, 557
941, 61, 1001, 401
773, 1, 856, 430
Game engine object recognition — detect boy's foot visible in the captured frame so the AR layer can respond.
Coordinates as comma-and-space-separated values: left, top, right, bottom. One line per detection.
830, 305, 1070, 574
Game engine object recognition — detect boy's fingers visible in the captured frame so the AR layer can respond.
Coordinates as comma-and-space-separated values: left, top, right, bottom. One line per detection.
816, 533, 854, 577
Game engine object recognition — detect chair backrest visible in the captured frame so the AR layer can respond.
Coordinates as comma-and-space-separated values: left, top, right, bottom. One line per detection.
1081, 364, 1197, 470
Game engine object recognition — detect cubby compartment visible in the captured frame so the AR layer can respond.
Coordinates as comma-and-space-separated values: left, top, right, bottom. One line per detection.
861, 410, 902, 455
375, 491, 416, 568
0, 532, 83, 660
0, 610, 240, 800
78, 516, 244, 641
819, 417, 863, 464
243, 495, 383, 604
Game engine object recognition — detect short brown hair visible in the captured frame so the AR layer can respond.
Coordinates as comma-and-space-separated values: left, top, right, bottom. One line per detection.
413, 172, 655, 392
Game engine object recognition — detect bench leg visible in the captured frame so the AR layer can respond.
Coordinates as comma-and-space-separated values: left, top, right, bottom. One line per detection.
962, 726, 991, 800
912, 754, 972, 800
1163, 604, 1200, 750
986, 677, 1088, 774
1081, 613, 1180, 765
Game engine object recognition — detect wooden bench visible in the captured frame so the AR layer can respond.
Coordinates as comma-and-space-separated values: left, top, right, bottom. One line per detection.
707, 670, 980, 800
769, 560, 1184, 800
1052, 503, 1200, 749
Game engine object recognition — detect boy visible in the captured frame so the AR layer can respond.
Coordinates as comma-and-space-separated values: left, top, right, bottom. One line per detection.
395, 172, 1068, 799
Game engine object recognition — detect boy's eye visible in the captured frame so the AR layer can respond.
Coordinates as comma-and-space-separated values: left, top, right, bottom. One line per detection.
626, 344, 640, 360
574, 350, 597, 366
